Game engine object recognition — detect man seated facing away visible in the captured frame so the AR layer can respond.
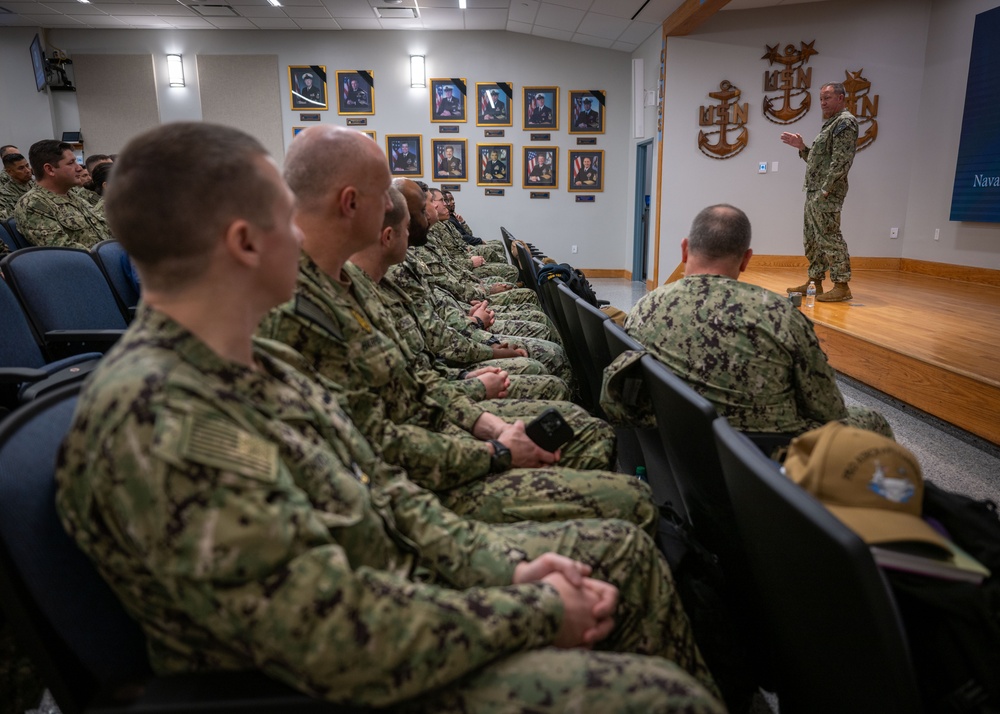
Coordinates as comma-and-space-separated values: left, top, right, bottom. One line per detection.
603, 203, 892, 439
14, 139, 110, 249
0, 152, 34, 220
55, 121, 723, 713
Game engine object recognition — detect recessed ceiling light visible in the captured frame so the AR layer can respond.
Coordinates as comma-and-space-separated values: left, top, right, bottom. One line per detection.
266, 0, 281, 6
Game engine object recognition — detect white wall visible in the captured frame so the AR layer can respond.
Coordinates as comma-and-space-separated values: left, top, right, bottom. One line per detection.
3, 27, 636, 272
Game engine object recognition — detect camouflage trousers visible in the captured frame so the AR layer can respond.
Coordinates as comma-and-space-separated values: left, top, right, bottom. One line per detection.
492, 306, 560, 344
435, 370, 572, 403
475, 263, 519, 283
478, 397, 615, 471
803, 191, 852, 283
843, 405, 894, 439
400, 519, 723, 714
488, 286, 542, 309
471, 240, 508, 264
493, 330, 572, 385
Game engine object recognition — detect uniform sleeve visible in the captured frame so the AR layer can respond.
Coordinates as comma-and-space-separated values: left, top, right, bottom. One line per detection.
820, 118, 858, 193
14, 195, 87, 249
57, 401, 562, 709
788, 313, 849, 424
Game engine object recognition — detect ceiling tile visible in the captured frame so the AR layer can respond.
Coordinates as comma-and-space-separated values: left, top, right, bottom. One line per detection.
505, 18, 530, 32
0, 14, 38, 24
40, 2, 107, 13
463, 7, 506, 28
143, 4, 199, 15
531, 24, 571, 40
282, 5, 330, 16
533, 1, 582, 31
575, 11, 627, 38
547, 0, 591, 10
18, 3, 59, 13
250, 15, 297, 25
466, 0, 509, 8
32, 13, 84, 22
335, 15, 380, 26
280, 0, 323, 5
616, 19, 656, 44
571, 31, 612, 47
237, 5, 286, 16
293, 16, 339, 26
611, 39, 638, 51
377, 15, 421, 27
164, 13, 215, 24
419, 6, 463, 28
91, 1, 147, 9
587, 0, 641, 19
204, 14, 255, 25
507, 0, 536, 22
79, 14, 130, 23
320, 0, 372, 16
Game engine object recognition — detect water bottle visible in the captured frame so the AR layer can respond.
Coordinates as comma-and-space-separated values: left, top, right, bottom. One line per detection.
806, 281, 816, 308
635, 466, 648, 483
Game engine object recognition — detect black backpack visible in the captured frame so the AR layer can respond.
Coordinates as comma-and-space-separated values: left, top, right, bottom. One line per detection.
887, 483, 1000, 713
537, 263, 599, 306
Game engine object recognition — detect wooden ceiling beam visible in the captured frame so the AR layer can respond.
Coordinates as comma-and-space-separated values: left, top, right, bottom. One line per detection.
662, 0, 732, 36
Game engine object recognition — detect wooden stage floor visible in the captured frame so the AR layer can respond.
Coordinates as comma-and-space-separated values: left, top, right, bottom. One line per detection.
740, 264, 1000, 446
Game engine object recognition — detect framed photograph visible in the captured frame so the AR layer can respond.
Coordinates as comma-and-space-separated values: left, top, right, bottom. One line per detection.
477, 144, 512, 186
336, 70, 375, 115
522, 147, 558, 189
386, 134, 422, 176
523, 86, 558, 130
432, 139, 468, 182
568, 150, 604, 192
362, 130, 377, 142
569, 90, 605, 134
476, 82, 513, 127
288, 65, 327, 111
430, 78, 467, 123
292, 126, 306, 138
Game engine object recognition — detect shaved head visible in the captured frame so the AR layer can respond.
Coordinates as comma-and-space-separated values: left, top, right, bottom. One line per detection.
284, 126, 383, 213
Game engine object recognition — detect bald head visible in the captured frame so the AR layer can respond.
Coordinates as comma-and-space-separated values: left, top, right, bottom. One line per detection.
284, 126, 386, 213
687, 204, 751, 260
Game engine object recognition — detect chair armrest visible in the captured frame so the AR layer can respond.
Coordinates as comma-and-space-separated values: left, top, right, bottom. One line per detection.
44, 330, 125, 345
0, 367, 47, 385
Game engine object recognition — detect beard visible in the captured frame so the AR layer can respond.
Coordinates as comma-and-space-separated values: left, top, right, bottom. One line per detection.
408, 219, 429, 247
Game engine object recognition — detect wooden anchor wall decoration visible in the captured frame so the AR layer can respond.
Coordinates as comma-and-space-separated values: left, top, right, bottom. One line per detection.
762, 40, 818, 125
698, 80, 749, 160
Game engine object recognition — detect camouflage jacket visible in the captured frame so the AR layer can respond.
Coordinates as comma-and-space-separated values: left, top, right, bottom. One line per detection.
71, 185, 102, 207
602, 274, 848, 434
799, 108, 858, 205
13, 185, 110, 249
56, 307, 561, 707
0, 177, 31, 220
259, 252, 486, 433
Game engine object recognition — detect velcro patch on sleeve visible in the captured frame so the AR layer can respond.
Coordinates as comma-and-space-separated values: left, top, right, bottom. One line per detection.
179, 411, 279, 482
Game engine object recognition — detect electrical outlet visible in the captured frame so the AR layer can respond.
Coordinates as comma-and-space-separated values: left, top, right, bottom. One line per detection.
758, 162, 767, 174
934, 228, 940, 241
890, 227, 899, 238
571, 245, 578, 254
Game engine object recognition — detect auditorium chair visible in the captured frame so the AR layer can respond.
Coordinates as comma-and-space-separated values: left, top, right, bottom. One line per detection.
0, 385, 375, 714
554, 281, 599, 410
4, 217, 31, 250
0, 278, 101, 414
91, 240, 140, 320
1, 247, 127, 360
602, 322, 683, 513
0, 220, 21, 255
713, 418, 923, 713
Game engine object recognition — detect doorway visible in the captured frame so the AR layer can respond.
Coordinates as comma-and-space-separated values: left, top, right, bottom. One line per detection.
632, 139, 654, 281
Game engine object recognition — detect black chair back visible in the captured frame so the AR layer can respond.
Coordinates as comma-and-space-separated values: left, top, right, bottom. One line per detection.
91, 240, 139, 320
5, 217, 31, 250
713, 418, 923, 713
555, 281, 597, 410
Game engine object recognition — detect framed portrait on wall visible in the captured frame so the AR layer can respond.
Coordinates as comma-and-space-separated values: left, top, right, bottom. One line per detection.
568, 150, 604, 192
476, 82, 513, 126
430, 78, 467, 122
335, 70, 375, 115
432, 139, 468, 181
477, 144, 512, 186
523, 86, 558, 130
568, 90, 605, 134
362, 130, 377, 142
288, 65, 327, 111
522, 146, 557, 189
292, 126, 306, 138
387, 134, 422, 176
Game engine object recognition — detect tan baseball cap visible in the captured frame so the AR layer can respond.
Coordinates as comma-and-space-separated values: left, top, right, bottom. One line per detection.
783, 422, 954, 558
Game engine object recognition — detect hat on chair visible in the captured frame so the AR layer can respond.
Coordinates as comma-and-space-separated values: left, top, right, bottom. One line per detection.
783, 423, 953, 558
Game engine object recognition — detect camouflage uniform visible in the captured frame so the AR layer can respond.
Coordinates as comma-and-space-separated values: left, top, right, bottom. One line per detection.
71, 184, 102, 207
0, 177, 31, 219
13, 185, 110, 249
798, 108, 858, 283
259, 254, 617, 475
602, 274, 892, 438
55, 308, 722, 712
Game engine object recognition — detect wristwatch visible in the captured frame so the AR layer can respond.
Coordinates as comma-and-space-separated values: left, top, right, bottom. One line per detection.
487, 439, 512, 473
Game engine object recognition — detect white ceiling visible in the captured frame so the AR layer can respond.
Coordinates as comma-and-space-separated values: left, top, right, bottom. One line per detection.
0, 0, 829, 52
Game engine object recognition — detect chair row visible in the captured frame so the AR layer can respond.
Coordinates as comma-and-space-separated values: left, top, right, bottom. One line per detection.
0, 243, 139, 414
0, 216, 30, 253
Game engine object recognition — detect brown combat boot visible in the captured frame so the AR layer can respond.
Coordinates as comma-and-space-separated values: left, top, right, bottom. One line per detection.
816, 282, 852, 302
787, 278, 823, 295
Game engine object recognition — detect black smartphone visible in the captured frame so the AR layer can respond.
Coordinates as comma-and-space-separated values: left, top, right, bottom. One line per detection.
525, 408, 575, 452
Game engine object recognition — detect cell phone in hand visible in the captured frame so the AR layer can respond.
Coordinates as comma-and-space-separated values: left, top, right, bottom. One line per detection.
525, 408, 575, 452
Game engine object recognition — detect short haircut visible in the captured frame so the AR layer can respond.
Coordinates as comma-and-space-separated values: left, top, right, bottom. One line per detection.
85, 153, 112, 172
28, 140, 73, 178
105, 122, 276, 290
90, 162, 113, 196
414, 180, 428, 192
2, 153, 26, 168
0, 145, 18, 157
284, 126, 369, 213
382, 185, 407, 230
687, 204, 752, 260
822, 82, 846, 97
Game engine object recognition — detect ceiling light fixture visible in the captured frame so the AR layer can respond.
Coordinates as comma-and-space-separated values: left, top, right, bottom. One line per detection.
266, 0, 282, 6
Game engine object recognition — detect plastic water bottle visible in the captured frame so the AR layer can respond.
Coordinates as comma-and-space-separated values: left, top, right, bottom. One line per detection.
806, 281, 816, 308
635, 466, 648, 483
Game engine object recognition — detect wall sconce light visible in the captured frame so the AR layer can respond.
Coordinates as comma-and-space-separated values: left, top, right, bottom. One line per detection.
409, 55, 425, 88
166, 54, 185, 87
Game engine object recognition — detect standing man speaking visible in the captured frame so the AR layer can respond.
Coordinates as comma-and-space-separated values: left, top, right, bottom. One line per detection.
781, 82, 858, 303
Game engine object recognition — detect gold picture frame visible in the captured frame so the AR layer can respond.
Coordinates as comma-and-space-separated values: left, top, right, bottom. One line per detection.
522, 146, 557, 189
430, 78, 468, 123
568, 90, 605, 134
568, 149, 604, 192
476, 143, 512, 186
432, 138, 468, 181
475, 82, 513, 127
523, 86, 558, 130
335, 70, 375, 115
288, 65, 327, 111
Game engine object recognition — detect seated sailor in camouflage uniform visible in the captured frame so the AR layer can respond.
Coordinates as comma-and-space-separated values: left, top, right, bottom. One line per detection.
603, 203, 892, 440
14, 139, 110, 249
0, 152, 34, 220
426, 188, 518, 283
56, 121, 723, 713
